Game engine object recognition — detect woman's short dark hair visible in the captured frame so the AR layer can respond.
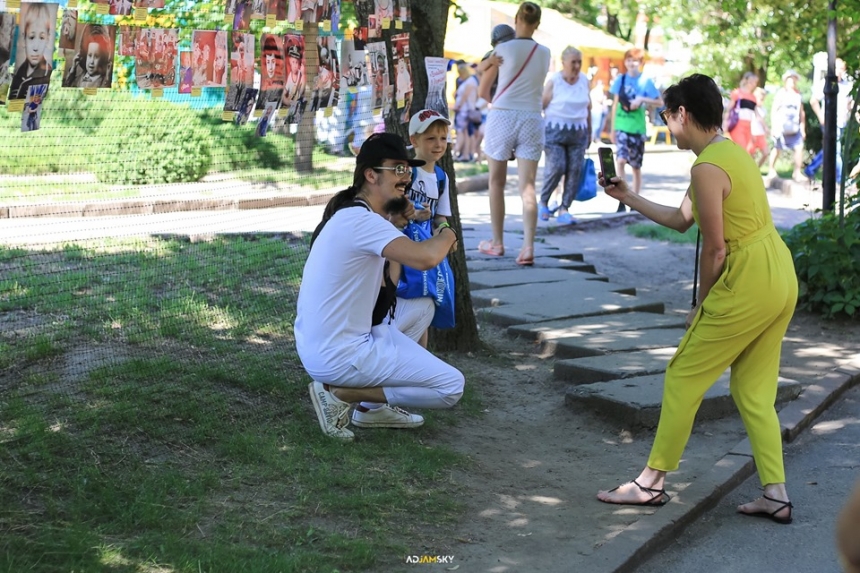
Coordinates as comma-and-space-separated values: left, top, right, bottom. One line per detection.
662, 73, 723, 131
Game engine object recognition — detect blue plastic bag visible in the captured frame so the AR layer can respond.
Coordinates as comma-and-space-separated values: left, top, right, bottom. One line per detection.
396, 221, 456, 329
575, 158, 597, 202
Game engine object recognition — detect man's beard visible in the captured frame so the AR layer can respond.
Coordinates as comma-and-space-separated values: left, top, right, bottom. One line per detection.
383, 194, 409, 215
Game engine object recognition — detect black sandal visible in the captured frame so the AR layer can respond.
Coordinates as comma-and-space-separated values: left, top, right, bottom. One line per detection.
599, 479, 671, 506
738, 494, 793, 525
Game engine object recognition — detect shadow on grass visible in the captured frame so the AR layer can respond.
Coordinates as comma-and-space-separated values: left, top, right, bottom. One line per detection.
0, 233, 475, 572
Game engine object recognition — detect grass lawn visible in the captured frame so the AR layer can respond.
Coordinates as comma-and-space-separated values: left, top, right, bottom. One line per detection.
0, 235, 483, 572
627, 222, 699, 244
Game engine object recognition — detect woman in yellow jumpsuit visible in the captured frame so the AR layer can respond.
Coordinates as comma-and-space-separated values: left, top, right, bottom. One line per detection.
596, 74, 798, 524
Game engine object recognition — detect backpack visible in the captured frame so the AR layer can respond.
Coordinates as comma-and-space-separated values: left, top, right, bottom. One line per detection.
777, 91, 802, 135
398, 166, 456, 329
618, 75, 633, 113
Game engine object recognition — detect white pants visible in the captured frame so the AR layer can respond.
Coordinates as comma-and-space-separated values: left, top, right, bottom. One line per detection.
312, 322, 464, 409
393, 296, 434, 343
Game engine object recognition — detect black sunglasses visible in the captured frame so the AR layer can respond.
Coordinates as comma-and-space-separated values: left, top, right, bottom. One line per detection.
660, 109, 671, 125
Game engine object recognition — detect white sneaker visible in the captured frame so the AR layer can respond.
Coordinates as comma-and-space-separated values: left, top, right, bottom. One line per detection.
308, 382, 354, 441
351, 404, 425, 428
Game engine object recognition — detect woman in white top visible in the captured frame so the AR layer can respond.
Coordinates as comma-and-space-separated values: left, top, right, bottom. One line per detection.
477, 1, 551, 266
539, 46, 591, 225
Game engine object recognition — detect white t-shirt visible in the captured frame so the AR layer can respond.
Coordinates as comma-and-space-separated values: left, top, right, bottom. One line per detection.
750, 105, 767, 136
295, 204, 404, 378
813, 77, 854, 129
491, 39, 550, 112
544, 72, 590, 130
408, 166, 452, 218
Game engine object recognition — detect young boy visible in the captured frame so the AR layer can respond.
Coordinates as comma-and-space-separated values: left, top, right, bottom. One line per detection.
389, 108, 454, 347
608, 48, 662, 212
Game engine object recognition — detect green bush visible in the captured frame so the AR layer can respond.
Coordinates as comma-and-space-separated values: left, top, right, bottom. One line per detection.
1, 78, 303, 184
0, 117, 93, 175
99, 98, 212, 185
783, 198, 860, 319
1, 84, 210, 183
198, 110, 292, 172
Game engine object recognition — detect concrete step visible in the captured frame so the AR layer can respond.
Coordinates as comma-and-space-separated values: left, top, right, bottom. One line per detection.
554, 347, 677, 384
478, 296, 665, 327
466, 256, 596, 274
507, 313, 687, 342
546, 328, 689, 359
467, 267, 607, 290
565, 373, 803, 427
471, 282, 638, 310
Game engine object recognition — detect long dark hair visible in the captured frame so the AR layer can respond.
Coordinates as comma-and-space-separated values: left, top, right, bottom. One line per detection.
309, 156, 376, 247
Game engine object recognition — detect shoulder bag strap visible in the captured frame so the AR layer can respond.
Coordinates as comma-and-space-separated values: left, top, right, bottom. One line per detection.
492, 43, 539, 103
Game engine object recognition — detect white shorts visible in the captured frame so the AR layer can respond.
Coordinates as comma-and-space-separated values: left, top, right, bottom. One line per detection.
483, 109, 545, 162
394, 296, 435, 343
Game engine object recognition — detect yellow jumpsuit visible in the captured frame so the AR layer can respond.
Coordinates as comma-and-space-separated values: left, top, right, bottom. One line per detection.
647, 140, 798, 486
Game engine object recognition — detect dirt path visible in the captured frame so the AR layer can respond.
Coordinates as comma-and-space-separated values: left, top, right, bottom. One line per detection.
395, 223, 860, 572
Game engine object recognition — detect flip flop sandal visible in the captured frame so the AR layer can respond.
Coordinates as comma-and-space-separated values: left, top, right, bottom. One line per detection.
538, 204, 552, 221
738, 495, 793, 525
516, 246, 534, 266
478, 240, 504, 257
557, 212, 577, 225
599, 479, 671, 506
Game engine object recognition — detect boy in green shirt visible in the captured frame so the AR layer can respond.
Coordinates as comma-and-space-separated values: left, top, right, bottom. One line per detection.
609, 48, 662, 212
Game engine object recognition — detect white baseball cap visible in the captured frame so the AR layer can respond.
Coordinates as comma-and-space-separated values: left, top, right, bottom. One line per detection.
408, 108, 451, 136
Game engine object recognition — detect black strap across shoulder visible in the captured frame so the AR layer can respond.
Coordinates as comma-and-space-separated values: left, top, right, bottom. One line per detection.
309, 199, 397, 326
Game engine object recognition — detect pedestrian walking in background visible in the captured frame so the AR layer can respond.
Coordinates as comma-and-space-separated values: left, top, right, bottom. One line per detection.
452, 60, 480, 162
749, 86, 770, 169
477, 1, 551, 266
590, 79, 608, 143
597, 73, 798, 526
608, 48, 662, 213
725, 71, 759, 157
767, 69, 806, 181
538, 45, 591, 225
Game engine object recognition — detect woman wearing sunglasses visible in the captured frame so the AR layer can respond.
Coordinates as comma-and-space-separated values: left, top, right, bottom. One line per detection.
596, 73, 798, 525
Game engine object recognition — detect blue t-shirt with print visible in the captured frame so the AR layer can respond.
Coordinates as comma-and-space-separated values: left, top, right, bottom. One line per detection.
610, 73, 660, 135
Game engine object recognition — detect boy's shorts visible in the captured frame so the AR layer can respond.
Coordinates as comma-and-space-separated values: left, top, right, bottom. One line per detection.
751, 135, 768, 154
614, 131, 646, 169
483, 109, 544, 162
772, 132, 803, 151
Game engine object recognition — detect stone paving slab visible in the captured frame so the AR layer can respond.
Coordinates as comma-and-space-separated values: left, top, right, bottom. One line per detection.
507, 313, 687, 342
554, 347, 677, 384
548, 327, 689, 359
471, 282, 638, 310
565, 372, 803, 427
464, 244, 585, 262
465, 257, 595, 273
478, 293, 665, 327
467, 268, 607, 290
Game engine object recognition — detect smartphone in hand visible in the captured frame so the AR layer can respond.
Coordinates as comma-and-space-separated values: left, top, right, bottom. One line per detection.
597, 147, 617, 182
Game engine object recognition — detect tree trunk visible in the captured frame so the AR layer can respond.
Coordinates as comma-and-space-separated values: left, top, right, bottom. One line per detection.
295, 22, 318, 173
388, 0, 484, 353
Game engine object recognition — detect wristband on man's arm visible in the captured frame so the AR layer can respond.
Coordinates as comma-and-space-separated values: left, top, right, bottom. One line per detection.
437, 222, 457, 241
